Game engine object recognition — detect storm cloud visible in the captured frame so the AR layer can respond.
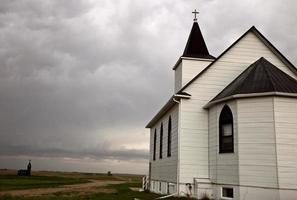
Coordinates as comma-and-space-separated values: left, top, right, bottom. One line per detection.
0, 0, 296, 174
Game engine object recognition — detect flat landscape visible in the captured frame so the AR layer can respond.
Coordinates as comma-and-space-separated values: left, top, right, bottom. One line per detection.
0, 169, 184, 200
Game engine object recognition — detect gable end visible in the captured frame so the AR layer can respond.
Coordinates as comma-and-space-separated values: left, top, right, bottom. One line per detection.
177, 26, 297, 94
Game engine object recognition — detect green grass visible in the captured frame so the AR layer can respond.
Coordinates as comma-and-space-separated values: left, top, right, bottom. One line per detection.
33, 171, 142, 182
0, 172, 190, 200
102, 182, 191, 200
0, 182, 192, 200
0, 175, 89, 191
0, 182, 186, 200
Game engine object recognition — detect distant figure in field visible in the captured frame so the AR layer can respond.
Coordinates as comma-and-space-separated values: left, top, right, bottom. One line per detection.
17, 160, 32, 176
27, 160, 31, 176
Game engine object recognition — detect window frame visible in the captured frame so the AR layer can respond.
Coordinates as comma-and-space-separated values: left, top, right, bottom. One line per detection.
159, 182, 162, 192
159, 123, 163, 159
167, 116, 172, 157
153, 129, 157, 161
221, 187, 234, 199
219, 105, 234, 153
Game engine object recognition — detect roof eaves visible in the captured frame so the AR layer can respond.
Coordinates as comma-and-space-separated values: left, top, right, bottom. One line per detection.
172, 56, 215, 70
172, 57, 182, 70
145, 96, 175, 128
176, 91, 191, 96
204, 92, 297, 108
145, 94, 191, 128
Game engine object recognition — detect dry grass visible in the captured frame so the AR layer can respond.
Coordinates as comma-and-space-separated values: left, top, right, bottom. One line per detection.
0, 169, 143, 199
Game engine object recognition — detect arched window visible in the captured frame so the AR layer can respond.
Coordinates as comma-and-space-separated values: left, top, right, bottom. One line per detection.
159, 123, 163, 159
153, 129, 157, 161
219, 105, 234, 153
167, 116, 172, 157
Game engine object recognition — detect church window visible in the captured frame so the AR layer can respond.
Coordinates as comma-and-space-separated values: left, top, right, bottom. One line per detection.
222, 187, 234, 198
167, 116, 172, 157
153, 129, 156, 160
219, 105, 234, 153
159, 123, 163, 159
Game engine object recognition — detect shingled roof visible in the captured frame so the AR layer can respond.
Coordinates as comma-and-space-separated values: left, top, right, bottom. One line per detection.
182, 22, 215, 59
210, 57, 297, 102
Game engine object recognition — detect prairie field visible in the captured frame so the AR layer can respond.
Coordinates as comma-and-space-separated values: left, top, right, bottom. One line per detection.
0, 169, 186, 200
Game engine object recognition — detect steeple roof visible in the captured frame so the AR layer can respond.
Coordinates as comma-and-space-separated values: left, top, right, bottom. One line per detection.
211, 57, 297, 102
182, 22, 215, 59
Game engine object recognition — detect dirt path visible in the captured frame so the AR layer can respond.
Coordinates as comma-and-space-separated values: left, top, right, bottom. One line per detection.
0, 179, 125, 197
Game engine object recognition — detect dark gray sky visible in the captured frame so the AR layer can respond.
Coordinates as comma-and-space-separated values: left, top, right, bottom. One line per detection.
0, 0, 296, 174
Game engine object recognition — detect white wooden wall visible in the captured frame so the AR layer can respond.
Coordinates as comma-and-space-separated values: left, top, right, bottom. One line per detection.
209, 101, 239, 185
274, 97, 297, 189
174, 63, 182, 93
174, 59, 212, 93
237, 97, 278, 188
181, 59, 212, 88
209, 97, 297, 200
150, 105, 179, 183
180, 31, 297, 184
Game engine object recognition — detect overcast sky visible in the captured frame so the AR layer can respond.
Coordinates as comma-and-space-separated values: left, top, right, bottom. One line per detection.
0, 0, 296, 174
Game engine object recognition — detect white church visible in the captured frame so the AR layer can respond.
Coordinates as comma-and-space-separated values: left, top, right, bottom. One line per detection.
145, 12, 297, 200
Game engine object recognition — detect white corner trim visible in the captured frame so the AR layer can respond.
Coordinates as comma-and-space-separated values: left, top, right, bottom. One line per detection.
173, 94, 191, 99
180, 56, 215, 62
204, 92, 297, 108
172, 56, 215, 70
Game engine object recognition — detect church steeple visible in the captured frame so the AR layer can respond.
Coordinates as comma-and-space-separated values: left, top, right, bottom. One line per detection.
173, 11, 215, 92
182, 21, 214, 59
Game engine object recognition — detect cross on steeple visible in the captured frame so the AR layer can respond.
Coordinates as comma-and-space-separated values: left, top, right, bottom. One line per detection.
192, 9, 199, 22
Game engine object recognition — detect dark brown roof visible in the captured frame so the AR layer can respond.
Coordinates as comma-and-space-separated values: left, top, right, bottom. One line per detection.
178, 26, 297, 94
211, 57, 297, 102
182, 22, 215, 59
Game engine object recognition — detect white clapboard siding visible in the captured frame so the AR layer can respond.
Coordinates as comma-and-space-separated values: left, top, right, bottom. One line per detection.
150, 105, 179, 182
174, 59, 212, 93
274, 97, 297, 189
179, 31, 297, 184
181, 59, 212, 86
209, 102, 239, 185
237, 97, 278, 188
174, 62, 182, 93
